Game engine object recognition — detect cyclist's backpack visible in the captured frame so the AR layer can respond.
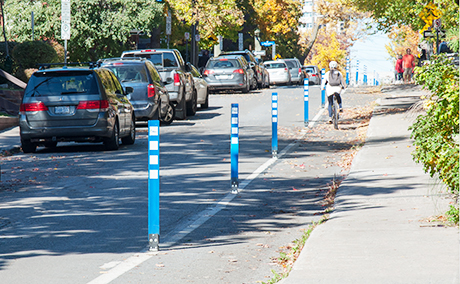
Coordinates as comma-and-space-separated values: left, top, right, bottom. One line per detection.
328, 71, 342, 86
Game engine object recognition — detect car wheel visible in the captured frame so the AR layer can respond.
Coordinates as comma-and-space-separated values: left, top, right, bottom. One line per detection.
160, 103, 175, 125
251, 77, 257, 90
175, 88, 187, 120
104, 121, 119, 151
201, 90, 209, 109
21, 139, 36, 153
121, 117, 136, 145
186, 89, 197, 116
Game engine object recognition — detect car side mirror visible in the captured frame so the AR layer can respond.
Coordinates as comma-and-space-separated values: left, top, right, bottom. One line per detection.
185, 62, 192, 72
125, 86, 134, 94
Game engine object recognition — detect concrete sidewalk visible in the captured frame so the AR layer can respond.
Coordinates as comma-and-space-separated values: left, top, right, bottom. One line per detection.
280, 85, 459, 283
0, 126, 20, 153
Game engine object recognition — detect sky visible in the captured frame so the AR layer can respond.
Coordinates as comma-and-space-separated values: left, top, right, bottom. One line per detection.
348, 31, 395, 80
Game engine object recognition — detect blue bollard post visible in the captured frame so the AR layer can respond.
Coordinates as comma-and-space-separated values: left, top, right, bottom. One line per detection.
303, 78, 309, 127
230, 103, 239, 194
356, 60, 359, 85
346, 57, 350, 85
363, 65, 367, 85
272, 93, 278, 157
148, 120, 160, 251
321, 68, 325, 108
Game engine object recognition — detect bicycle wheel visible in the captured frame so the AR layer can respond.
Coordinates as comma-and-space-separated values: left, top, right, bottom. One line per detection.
332, 95, 339, 130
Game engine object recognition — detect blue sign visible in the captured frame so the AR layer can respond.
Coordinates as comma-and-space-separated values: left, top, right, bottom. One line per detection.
260, 41, 275, 47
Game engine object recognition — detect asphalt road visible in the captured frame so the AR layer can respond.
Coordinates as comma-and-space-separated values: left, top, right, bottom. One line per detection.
0, 84, 332, 283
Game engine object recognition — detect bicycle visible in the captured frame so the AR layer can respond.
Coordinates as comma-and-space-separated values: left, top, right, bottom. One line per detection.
330, 92, 340, 130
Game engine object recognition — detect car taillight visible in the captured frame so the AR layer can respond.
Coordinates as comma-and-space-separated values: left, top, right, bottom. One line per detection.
20, 102, 48, 113
77, 100, 109, 111
203, 70, 214, 76
174, 73, 181, 86
284, 68, 289, 72
233, 69, 244, 74
298, 68, 302, 74
311, 74, 316, 77
148, 84, 156, 98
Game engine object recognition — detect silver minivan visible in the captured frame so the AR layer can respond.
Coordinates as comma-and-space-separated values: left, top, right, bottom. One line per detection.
19, 66, 136, 153
283, 58, 305, 85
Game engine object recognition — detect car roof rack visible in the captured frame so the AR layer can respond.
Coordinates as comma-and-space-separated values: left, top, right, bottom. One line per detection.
97, 57, 146, 63
37, 62, 98, 70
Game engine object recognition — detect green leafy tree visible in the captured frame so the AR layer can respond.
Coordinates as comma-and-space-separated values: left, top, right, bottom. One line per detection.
5, 0, 163, 61
344, 0, 459, 32
410, 54, 459, 223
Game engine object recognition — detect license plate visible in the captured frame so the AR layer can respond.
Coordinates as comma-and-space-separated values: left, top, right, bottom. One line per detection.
217, 75, 231, 80
55, 106, 70, 114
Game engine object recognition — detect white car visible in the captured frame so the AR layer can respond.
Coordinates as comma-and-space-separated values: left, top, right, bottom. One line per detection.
263, 60, 291, 85
191, 65, 209, 108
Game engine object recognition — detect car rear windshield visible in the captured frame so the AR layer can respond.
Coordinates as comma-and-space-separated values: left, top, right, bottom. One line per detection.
102, 63, 148, 83
284, 61, 297, 68
123, 52, 178, 68
304, 67, 315, 73
24, 71, 99, 97
264, 63, 287, 69
206, 59, 240, 68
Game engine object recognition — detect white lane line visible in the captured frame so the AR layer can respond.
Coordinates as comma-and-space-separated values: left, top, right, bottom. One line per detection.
87, 107, 324, 284
87, 252, 153, 284
308, 108, 325, 128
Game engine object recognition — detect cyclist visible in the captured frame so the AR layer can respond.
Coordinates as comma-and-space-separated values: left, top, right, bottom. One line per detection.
322, 61, 346, 123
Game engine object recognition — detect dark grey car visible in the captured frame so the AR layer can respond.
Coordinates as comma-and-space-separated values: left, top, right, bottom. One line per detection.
203, 55, 253, 93
19, 66, 136, 153
99, 58, 175, 125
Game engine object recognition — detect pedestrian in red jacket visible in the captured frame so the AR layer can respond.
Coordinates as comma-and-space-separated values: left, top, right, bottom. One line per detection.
395, 55, 403, 82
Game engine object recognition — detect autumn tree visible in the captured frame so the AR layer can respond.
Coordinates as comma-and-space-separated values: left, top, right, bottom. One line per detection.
167, 0, 245, 49
4, 0, 163, 61
252, 0, 303, 59
304, 29, 346, 72
385, 25, 420, 60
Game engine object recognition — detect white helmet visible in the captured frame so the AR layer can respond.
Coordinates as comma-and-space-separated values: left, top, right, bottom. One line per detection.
329, 61, 338, 69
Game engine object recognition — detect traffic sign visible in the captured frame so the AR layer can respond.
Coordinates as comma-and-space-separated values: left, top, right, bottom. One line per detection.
419, 2, 442, 25
185, 32, 190, 40
166, 10, 171, 35
260, 41, 275, 47
61, 0, 71, 40
423, 29, 446, 39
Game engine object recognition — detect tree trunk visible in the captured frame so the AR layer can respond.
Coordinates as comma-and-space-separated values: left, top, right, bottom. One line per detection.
304, 22, 321, 58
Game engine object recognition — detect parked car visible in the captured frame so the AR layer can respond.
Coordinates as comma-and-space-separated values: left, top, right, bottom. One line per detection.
19, 65, 136, 153
218, 50, 268, 89
283, 58, 304, 85
99, 57, 174, 125
203, 55, 253, 93
190, 64, 209, 109
303, 65, 321, 85
263, 60, 291, 85
121, 49, 197, 119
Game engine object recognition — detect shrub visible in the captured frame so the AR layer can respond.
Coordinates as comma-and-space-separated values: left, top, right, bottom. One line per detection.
411, 54, 459, 224
12, 41, 58, 69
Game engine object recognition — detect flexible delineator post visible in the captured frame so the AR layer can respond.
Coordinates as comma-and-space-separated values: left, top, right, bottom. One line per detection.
148, 120, 160, 251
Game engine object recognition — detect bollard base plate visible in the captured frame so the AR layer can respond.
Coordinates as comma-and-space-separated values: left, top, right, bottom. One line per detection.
149, 234, 159, 251
231, 180, 239, 194
272, 150, 278, 158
